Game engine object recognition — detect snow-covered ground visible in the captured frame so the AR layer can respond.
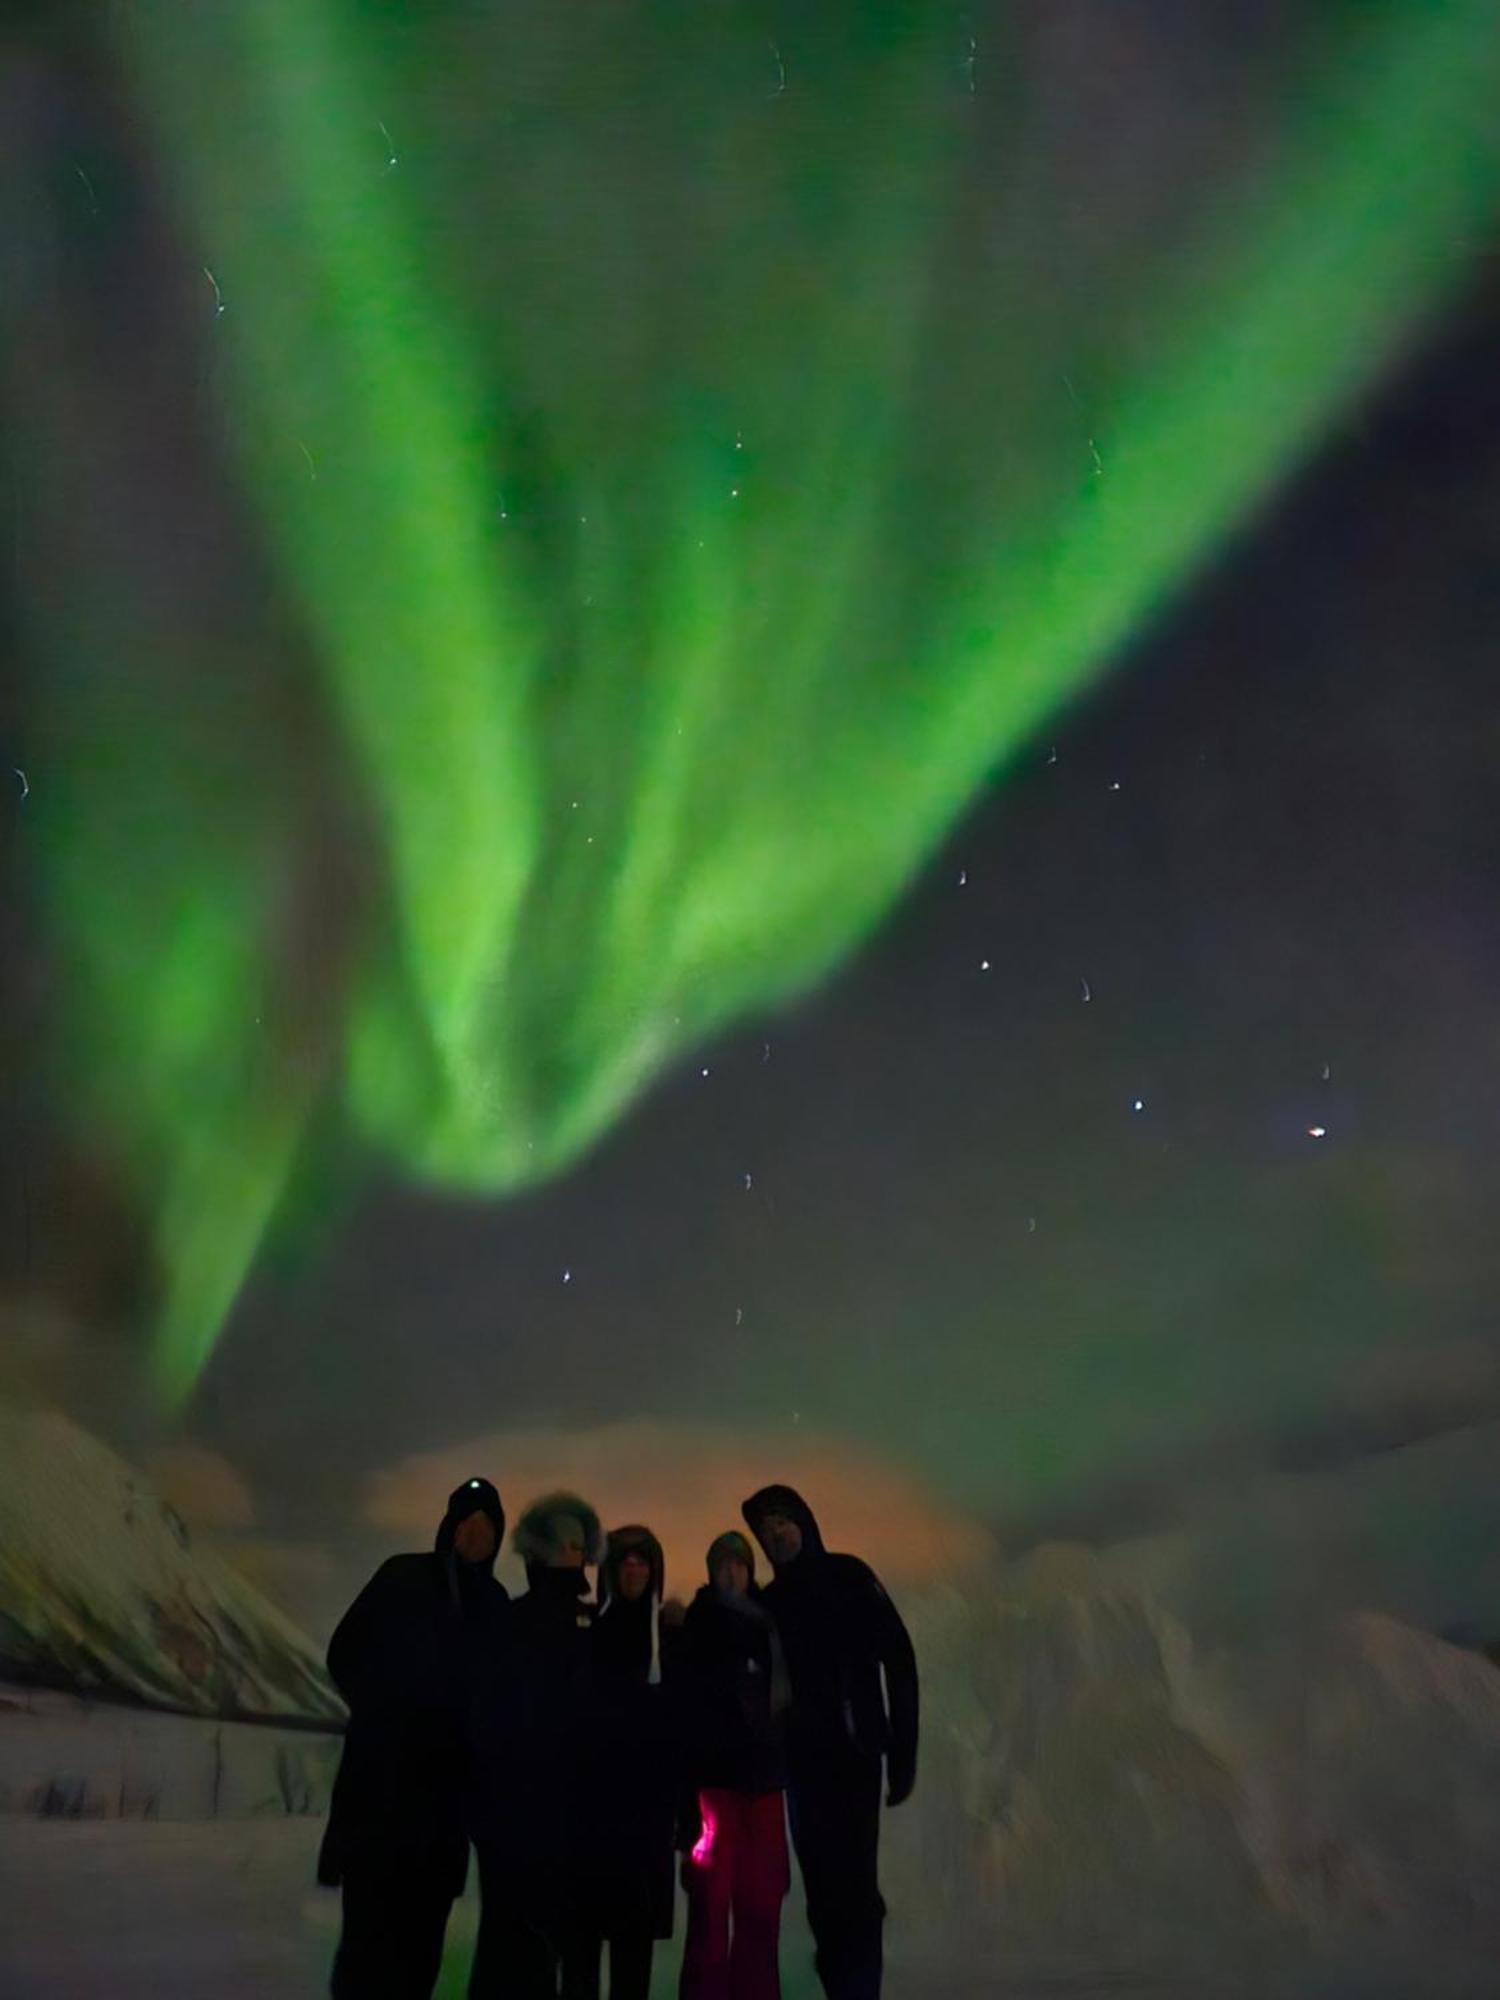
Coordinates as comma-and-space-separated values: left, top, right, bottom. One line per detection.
4, 1409, 1500, 1996
0, 1819, 337, 1998
3, 1819, 1493, 1999
0, 1819, 808, 2000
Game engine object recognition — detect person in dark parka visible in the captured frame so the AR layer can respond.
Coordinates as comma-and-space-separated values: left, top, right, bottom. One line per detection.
565, 1524, 680, 2000
320, 1476, 509, 2000
677, 1530, 792, 2000
469, 1490, 604, 2000
741, 1487, 917, 2000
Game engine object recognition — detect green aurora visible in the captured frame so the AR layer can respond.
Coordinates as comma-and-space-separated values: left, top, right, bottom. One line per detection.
13, 2, 1500, 1399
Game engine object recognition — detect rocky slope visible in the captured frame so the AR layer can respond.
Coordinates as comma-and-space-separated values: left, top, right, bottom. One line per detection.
0, 1407, 341, 1723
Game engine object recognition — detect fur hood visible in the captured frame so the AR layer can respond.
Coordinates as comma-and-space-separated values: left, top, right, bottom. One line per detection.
511, 1490, 605, 1567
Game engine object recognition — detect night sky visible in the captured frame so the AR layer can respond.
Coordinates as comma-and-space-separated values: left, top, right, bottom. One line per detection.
205, 266, 1500, 1532
3, 3, 1500, 1629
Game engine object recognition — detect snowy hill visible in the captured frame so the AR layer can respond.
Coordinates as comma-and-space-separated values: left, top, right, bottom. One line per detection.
893, 1546, 1500, 1982
1225, 1609, 1500, 1953
0, 1408, 341, 1723
899, 1545, 1269, 1965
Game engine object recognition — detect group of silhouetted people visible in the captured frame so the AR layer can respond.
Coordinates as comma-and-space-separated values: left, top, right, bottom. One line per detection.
318, 1480, 918, 2000
320, 1480, 916, 1992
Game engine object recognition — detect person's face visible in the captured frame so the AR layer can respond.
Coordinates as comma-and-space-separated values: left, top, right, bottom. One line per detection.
713, 1555, 750, 1598
453, 1511, 497, 1565
547, 1516, 587, 1568
756, 1512, 803, 1566
616, 1550, 652, 1600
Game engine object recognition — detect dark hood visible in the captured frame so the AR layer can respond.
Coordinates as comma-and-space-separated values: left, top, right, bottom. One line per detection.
741, 1484, 827, 1566
599, 1523, 666, 1607
435, 1476, 505, 1574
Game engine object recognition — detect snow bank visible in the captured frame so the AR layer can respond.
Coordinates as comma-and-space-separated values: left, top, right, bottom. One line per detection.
0, 1681, 339, 1820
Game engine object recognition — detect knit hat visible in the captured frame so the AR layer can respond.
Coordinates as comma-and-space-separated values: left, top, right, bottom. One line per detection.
705, 1530, 756, 1582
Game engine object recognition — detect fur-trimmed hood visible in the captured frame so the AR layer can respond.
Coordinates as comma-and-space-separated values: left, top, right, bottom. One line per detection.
511, 1490, 605, 1568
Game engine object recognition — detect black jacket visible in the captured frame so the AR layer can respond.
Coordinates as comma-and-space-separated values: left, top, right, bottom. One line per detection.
678, 1583, 788, 1797
742, 1485, 918, 1797
319, 1490, 509, 1891
585, 1570, 678, 1940
470, 1561, 595, 1898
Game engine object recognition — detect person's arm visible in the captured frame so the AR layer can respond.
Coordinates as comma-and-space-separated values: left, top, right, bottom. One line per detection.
326, 1558, 401, 1711
865, 1568, 919, 1805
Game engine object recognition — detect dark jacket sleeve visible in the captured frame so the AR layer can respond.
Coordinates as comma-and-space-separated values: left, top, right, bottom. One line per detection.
327, 1557, 406, 1712
859, 1561, 919, 1790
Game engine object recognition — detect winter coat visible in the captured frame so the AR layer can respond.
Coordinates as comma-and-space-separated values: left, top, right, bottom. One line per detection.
319, 1485, 509, 1893
678, 1583, 789, 1797
742, 1485, 918, 1797
584, 1576, 679, 1941
470, 1562, 595, 1944
470, 1491, 605, 1919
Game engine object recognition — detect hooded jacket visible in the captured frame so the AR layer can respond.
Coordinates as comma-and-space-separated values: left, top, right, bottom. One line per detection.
678, 1531, 790, 1797
595, 1523, 667, 1687
581, 1525, 678, 1940
742, 1485, 918, 1797
318, 1478, 509, 1891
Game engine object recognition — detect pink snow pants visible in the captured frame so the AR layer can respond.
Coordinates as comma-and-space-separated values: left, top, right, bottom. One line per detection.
679, 1787, 790, 2000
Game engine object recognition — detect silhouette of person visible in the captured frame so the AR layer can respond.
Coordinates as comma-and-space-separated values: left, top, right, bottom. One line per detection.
469, 1491, 603, 1999
567, 1524, 680, 1999
742, 1487, 917, 2000
677, 1529, 792, 2000
321, 1476, 508, 2000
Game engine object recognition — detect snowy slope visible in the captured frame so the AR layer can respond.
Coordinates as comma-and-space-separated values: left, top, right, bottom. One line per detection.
897, 1545, 1269, 1964
0, 1407, 342, 1723
1223, 1610, 1500, 1952
893, 1547, 1500, 1977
